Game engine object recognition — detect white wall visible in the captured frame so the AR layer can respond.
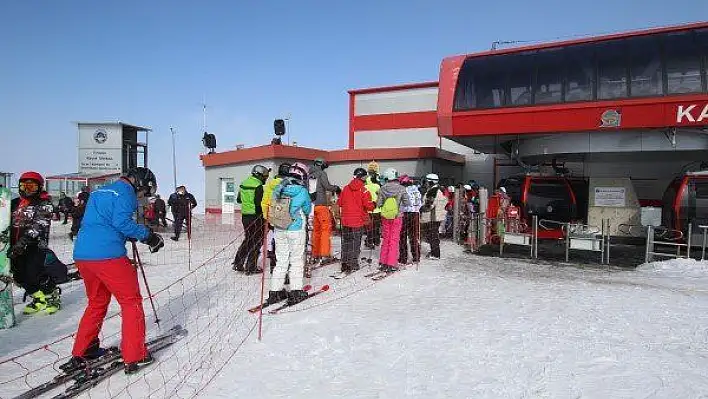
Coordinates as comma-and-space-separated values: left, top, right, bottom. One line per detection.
354, 87, 438, 115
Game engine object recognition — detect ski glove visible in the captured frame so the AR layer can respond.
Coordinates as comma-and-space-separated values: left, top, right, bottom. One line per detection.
8, 236, 31, 259
142, 232, 164, 253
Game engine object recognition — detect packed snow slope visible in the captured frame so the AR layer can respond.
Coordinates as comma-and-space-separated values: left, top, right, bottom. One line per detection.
207, 251, 708, 398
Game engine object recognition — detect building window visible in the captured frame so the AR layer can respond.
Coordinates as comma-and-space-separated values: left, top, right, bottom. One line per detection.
453, 60, 477, 110
508, 52, 534, 105
664, 31, 703, 94
535, 48, 564, 104
696, 28, 708, 92
473, 56, 507, 108
597, 39, 628, 99
564, 44, 594, 102
628, 36, 662, 97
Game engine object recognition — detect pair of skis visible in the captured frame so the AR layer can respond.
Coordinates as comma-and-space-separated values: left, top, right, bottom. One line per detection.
364, 268, 401, 281
14, 325, 187, 399
247, 285, 330, 314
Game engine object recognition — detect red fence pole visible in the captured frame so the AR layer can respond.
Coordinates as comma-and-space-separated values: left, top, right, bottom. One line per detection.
257, 221, 268, 341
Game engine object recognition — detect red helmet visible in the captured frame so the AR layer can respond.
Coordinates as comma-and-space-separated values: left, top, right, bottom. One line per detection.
19, 171, 44, 187
399, 175, 412, 185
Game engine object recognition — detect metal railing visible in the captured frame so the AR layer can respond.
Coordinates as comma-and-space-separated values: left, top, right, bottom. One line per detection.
645, 224, 691, 262
564, 220, 610, 265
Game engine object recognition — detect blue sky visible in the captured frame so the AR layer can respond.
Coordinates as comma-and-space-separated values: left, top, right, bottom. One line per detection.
0, 1, 704, 203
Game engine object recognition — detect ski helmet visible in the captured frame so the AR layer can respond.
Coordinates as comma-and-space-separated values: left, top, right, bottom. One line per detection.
252, 165, 270, 180
277, 162, 292, 177
464, 184, 472, 191
288, 163, 308, 185
313, 157, 328, 170
399, 175, 412, 185
367, 160, 379, 173
448, 186, 455, 193
353, 167, 367, 179
126, 167, 157, 197
382, 168, 398, 182
425, 173, 439, 184
19, 171, 44, 198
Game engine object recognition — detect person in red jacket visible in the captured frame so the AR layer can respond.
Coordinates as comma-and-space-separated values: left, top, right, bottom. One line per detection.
336, 168, 375, 275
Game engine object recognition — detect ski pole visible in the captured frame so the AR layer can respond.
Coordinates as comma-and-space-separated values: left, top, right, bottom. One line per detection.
131, 241, 161, 327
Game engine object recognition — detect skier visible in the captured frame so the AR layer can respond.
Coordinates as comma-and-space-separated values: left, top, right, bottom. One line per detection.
376, 168, 410, 272
168, 185, 197, 241
8, 171, 61, 315
398, 175, 422, 265
337, 167, 375, 274
153, 194, 167, 228
63, 167, 164, 375
364, 161, 381, 249
419, 174, 448, 260
309, 158, 340, 265
262, 163, 291, 270
58, 192, 74, 225
69, 191, 89, 241
232, 165, 270, 274
266, 163, 312, 306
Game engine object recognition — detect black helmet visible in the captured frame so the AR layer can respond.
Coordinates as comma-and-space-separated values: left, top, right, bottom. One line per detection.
252, 165, 270, 180
277, 162, 292, 177
353, 167, 367, 179
126, 167, 157, 196
314, 157, 328, 170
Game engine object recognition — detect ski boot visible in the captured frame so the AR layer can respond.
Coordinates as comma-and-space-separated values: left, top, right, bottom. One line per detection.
266, 290, 287, 305
124, 352, 155, 375
44, 288, 61, 314
287, 290, 308, 306
378, 264, 398, 273
23, 290, 48, 315
59, 339, 109, 373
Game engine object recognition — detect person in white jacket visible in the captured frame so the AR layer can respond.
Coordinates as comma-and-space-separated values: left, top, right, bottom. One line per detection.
419, 174, 448, 259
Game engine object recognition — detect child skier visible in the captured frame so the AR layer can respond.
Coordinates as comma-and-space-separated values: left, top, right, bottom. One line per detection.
266, 162, 312, 306
63, 167, 164, 375
337, 167, 375, 274
398, 175, 422, 265
376, 168, 410, 272
9, 171, 60, 315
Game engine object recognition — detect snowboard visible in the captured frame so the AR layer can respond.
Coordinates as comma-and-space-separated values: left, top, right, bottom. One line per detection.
0, 187, 15, 329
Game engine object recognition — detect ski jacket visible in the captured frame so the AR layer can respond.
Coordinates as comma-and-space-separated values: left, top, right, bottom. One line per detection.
401, 185, 423, 213
153, 197, 166, 214
365, 176, 381, 214
310, 165, 338, 206
420, 185, 448, 224
337, 178, 375, 228
271, 179, 312, 231
261, 176, 282, 220
168, 191, 197, 217
10, 194, 53, 254
237, 175, 264, 216
74, 179, 150, 261
376, 181, 411, 213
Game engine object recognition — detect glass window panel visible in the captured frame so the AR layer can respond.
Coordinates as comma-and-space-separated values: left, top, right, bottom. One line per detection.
454, 59, 477, 110
597, 39, 628, 99
508, 52, 534, 105
564, 44, 594, 102
628, 36, 662, 97
664, 31, 702, 94
535, 48, 563, 104
474, 56, 507, 108
696, 28, 708, 92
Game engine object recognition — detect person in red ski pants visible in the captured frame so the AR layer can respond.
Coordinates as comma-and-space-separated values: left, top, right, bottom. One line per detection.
62, 168, 164, 375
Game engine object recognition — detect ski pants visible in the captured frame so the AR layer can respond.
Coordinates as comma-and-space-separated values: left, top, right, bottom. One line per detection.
233, 215, 265, 272
72, 256, 146, 363
172, 212, 191, 239
399, 212, 420, 264
11, 246, 55, 295
341, 226, 363, 271
312, 206, 332, 257
379, 217, 403, 267
271, 229, 306, 291
423, 221, 441, 258
365, 213, 381, 247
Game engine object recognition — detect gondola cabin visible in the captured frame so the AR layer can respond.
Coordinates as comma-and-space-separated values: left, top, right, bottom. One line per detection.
662, 171, 708, 243
497, 174, 578, 239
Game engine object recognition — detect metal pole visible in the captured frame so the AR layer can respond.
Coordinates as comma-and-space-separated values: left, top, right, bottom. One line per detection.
645, 225, 653, 263
131, 242, 160, 327
257, 222, 268, 341
606, 219, 611, 265
170, 127, 177, 190
453, 187, 461, 245
701, 226, 707, 261
687, 223, 692, 259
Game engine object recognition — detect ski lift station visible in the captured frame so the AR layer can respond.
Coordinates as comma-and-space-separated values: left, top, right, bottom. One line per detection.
202, 22, 708, 247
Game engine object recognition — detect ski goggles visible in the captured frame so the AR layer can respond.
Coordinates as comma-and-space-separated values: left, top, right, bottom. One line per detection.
19, 180, 40, 193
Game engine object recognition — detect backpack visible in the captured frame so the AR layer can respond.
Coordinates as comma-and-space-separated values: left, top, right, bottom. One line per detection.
268, 196, 293, 229
380, 196, 400, 220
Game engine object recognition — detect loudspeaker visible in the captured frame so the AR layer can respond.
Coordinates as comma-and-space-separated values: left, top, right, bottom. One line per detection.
274, 119, 285, 136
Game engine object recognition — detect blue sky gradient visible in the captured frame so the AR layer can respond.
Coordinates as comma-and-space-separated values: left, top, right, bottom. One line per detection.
1, 1, 704, 203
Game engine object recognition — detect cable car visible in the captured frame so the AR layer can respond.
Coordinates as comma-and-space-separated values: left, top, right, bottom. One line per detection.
497, 174, 578, 239
662, 171, 708, 242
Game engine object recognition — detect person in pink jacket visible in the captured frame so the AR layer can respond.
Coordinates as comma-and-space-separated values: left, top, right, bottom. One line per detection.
376, 168, 410, 272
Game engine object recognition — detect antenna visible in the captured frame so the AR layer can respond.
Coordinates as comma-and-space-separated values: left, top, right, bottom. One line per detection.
202, 96, 208, 133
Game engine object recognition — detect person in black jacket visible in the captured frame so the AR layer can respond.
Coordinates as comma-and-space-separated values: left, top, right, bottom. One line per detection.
58, 192, 74, 224
69, 191, 89, 241
153, 194, 167, 228
167, 185, 197, 241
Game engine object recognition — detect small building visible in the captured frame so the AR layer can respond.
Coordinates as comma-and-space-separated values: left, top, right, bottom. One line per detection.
44, 172, 120, 199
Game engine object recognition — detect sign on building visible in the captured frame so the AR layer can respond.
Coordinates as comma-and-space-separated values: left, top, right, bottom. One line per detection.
594, 187, 626, 207
78, 124, 123, 175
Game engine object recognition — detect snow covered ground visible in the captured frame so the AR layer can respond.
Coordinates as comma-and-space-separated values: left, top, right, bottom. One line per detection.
2, 218, 708, 398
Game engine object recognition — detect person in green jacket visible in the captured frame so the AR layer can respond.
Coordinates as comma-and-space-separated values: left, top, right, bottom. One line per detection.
232, 165, 270, 274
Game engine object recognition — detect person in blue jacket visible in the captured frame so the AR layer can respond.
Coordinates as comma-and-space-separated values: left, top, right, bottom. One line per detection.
266, 162, 312, 306
62, 167, 164, 375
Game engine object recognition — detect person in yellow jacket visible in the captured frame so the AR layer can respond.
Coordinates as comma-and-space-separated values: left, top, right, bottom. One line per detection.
364, 161, 381, 249
261, 163, 291, 271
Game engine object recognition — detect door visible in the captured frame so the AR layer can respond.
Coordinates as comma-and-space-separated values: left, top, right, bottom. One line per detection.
221, 179, 236, 214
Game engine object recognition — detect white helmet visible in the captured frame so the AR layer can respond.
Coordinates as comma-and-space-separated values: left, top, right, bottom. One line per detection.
448, 186, 455, 193
464, 184, 472, 191
425, 173, 439, 184
382, 168, 398, 182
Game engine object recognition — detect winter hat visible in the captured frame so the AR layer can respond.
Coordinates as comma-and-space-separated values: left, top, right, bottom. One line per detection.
367, 161, 379, 173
